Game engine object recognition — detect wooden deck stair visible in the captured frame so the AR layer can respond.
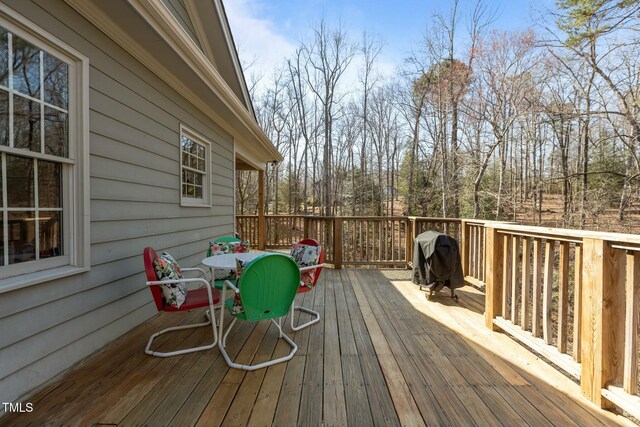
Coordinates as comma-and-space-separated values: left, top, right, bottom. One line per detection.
1, 269, 635, 426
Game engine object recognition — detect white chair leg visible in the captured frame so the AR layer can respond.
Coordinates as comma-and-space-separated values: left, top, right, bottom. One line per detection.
219, 317, 297, 371
290, 304, 320, 331
145, 306, 218, 358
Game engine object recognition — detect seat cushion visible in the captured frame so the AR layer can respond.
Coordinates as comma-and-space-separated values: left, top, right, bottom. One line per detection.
290, 244, 320, 288
228, 258, 247, 314
209, 240, 250, 256
153, 252, 187, 309
164, 287, 220, 312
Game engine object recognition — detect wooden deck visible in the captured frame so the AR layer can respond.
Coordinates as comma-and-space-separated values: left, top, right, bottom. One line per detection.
1, 269, 635, 427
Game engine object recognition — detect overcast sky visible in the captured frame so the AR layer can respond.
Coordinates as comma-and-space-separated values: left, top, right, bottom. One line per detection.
224, 0, 552, 90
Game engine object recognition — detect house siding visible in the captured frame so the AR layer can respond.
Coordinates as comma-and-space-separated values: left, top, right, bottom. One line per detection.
161, 0, 202, 49
0, 0, 235, 404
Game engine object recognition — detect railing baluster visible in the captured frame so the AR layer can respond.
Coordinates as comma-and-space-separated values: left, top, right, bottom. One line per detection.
543, 240, 555, 345
468, 226, 476, 277
477, 227, 482, 282
502, 234, 511, 318
573, 243, 582, 362
472, 226, 478, 280
532, 238, 543, 338
558, 241, 569, 353
521, 237, 531, 331
511, 236, 519, 324
624, 250, 639, 394
479, 227, 485, 281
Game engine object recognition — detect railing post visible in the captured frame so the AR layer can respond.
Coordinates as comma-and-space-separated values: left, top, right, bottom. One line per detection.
484, 225, 503, 331
406, 217, 416, 268
258, 170, 266, 250
333, 217, 343, 269
581, 238, 625, 408
460, 220, 470, 277
303, 216, 311, 239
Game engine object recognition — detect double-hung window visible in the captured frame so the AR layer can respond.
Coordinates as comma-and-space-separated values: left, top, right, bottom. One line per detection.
180, 125, 211, 207
0, 6, 89, 287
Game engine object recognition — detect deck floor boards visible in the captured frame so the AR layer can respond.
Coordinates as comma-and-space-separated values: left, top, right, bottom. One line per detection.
1, 269, 636, 427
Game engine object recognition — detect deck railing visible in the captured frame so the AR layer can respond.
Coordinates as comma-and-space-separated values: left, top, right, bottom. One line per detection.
235, 214, 640, 416
483, 223, 640, 417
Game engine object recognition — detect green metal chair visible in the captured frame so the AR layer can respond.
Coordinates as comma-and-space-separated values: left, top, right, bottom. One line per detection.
219, 253, 300, 370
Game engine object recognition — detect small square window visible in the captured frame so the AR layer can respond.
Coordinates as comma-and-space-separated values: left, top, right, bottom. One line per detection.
180, 126, 211, 207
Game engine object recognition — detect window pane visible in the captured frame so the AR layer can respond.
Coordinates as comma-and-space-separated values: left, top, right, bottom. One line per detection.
14, 94, 41, 152
38, 160, 61, 208
12, 36, 40, 98
181, 136, 190, 152
193, 172, 203, 187
181, 151, 188, 167
39, 211, 62, 259
43, 52, 68, 109
194, 185, 202, 199
44, 106, 68, 157
0, 89, 8, 146
0, 27, 8, 87
197, 157, 205, 172
7, 155, 34, 207
181, 183, 188, 197
8, 211, 35, 264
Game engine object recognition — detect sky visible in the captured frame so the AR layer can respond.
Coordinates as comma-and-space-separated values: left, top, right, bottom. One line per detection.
224, 0, 553, 91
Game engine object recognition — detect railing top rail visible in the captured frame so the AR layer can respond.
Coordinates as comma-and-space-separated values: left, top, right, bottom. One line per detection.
487, 222, 640, 245
408, 217, 462, 223
339, 216, 409, 221
242, 215, 464, 221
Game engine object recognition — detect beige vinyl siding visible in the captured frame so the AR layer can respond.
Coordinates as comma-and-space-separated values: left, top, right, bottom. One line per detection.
0, 0, 236, 404
161, 0, 202, 50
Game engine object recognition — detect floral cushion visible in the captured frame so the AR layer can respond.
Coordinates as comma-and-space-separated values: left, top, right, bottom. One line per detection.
290, 244, 320, 288
209, 241, 250, 280
230, 258, 248, 315
209, 240, 250, 256
153, 252, 187, 309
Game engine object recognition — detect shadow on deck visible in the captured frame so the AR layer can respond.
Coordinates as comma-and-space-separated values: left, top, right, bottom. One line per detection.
1, 269, 635, 426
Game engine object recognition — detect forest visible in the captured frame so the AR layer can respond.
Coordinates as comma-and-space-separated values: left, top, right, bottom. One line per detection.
235, 0, 640, 232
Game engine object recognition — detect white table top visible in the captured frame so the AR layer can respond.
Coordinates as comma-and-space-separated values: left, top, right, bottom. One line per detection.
201, 252, 264, 269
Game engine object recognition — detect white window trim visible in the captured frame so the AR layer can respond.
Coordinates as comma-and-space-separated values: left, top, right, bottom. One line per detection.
179, 124, 212, 207
0, 3, 90, 293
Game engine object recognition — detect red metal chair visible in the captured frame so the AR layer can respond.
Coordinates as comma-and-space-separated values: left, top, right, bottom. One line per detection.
290, 238, 325, 331
143, 247, 221, 357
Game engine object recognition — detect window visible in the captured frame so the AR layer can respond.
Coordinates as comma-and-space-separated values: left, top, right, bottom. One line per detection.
0, 6, 89, 286
180, 125, 211, 206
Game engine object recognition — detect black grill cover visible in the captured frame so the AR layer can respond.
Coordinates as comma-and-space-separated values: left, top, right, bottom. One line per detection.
412, 230, 464, 291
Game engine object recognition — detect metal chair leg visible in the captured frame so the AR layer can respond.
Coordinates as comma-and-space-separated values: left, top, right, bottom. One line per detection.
290, 303, 320, 331
219, 317, 297, 371
145, 305, 218, 357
